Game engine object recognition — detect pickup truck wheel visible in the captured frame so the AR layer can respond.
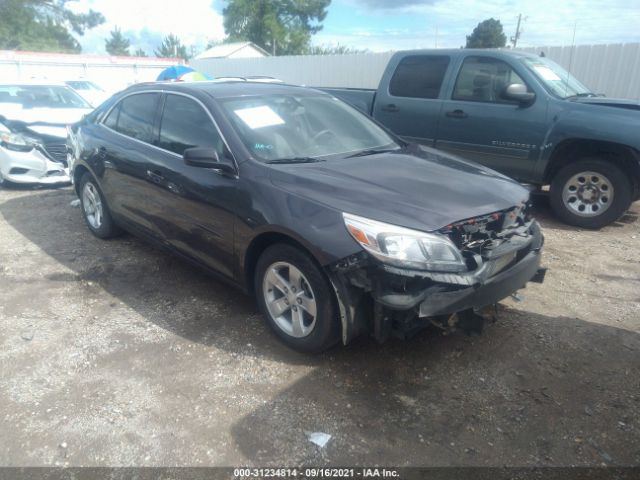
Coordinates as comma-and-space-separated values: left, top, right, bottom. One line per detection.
550, 159, 632, 229
78, 172, 120, 239
255, 244, 340, 353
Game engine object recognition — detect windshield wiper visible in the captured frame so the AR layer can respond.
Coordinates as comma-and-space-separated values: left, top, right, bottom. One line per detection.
565, 92, 598, 99
265, 157, 326, 164
345, 147, 402, 158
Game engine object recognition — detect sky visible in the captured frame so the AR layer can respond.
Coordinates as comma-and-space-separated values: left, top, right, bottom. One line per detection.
70, 0, 640, 55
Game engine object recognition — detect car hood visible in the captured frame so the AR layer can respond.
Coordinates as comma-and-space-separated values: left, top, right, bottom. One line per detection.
269, 146, 530, 232
570, 97, 640, 111
0, 105, 91, 140
0, 105, 92, 126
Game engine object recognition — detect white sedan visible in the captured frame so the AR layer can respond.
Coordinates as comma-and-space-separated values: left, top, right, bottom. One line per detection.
0, 82, 93, 186
64, 80, 110, 107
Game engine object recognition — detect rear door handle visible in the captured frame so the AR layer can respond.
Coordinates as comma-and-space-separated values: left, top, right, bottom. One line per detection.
381, 104, 400, 113
446, 109, 468, 119
146, 169, 165, 184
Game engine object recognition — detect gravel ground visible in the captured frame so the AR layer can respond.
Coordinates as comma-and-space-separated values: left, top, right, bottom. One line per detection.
0, 185, 638, 467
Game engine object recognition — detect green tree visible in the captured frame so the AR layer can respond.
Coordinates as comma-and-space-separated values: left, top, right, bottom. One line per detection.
105, 26, 130, 56
306, 44, 367, 55
154, 34, 189, 60
223, 0, 331, 56
133, 48, 147, 57
0, 0, 104, 53
465, 18, 507, 49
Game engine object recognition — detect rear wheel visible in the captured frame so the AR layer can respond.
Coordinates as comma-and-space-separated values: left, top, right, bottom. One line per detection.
255, 244, 340, 353
550, 159, 632, 229
78, 172, 120, 238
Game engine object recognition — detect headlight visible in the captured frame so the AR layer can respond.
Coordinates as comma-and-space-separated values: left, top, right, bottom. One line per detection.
0, 132, 35, 151
343, 212, 466, 272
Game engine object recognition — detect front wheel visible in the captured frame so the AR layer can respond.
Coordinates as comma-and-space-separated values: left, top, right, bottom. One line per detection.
255, 244, 340, 353
550, 159, 632, 229
0, 170, 12, 188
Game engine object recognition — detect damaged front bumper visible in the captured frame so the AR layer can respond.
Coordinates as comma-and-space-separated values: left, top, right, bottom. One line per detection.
328, 218, 546, 344
0, 144, 70, 184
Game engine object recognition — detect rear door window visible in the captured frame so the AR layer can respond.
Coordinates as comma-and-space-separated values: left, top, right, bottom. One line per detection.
389, 55, 450, 99
104, 93, 160, 143
157, 94, 225, 157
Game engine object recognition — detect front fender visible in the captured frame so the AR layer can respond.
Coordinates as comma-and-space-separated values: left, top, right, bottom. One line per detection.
532, 104, 640, 182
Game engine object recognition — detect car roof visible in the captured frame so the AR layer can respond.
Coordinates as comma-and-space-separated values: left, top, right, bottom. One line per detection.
392, 48, 541, 60
0, 80, 70, 87
124, 80, 318, 99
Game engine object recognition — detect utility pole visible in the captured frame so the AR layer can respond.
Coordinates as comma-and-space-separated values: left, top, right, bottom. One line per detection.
511, 13, 522, 48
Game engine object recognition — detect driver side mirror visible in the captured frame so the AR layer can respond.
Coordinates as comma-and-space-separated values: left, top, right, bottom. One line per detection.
183, 147, 235, 174
503, 83, 536, 105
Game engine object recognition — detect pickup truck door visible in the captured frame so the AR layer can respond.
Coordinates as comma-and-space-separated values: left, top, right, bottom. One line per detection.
435, 55, 547, 181
372, 54, 452, 146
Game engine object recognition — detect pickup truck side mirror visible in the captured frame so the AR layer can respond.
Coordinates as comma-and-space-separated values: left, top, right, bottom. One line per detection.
183, 147, 235, 174
503, 83, 536, 105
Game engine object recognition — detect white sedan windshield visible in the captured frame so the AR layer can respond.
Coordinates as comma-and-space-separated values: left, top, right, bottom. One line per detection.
220, 94, 399, 161
0, 85, 91, 109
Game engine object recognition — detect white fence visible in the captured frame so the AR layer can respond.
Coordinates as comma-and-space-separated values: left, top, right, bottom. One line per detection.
0, 51, 182, 93
193, 43, 640, 100
192, 52, 394, 89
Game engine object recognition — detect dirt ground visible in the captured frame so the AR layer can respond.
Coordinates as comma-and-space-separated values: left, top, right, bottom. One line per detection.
0, 184, 638, 468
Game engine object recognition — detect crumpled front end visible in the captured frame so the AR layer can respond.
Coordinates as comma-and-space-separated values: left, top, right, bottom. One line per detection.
328, 204, 546, 344
0, 144, 70, 184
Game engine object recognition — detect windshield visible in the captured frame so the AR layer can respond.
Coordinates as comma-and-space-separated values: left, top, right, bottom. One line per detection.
0, 85, 91, 109
66, 81, 102, 92
521, 57, 592, 99
219, 93, 399, 161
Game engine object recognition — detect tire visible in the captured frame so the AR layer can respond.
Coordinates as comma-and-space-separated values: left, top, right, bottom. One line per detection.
0, 170, 12, 188
550, 159, 632, 229
78, 172, 120, 239
255, 244, 340, 353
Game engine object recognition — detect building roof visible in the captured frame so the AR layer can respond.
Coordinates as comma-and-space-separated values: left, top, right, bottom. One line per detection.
195, 42, 270, 60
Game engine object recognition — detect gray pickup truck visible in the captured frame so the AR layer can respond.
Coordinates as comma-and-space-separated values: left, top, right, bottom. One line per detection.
321, 49, 640, 228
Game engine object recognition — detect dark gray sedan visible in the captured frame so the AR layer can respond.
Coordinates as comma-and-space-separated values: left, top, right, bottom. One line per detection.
68, 81, 545, 352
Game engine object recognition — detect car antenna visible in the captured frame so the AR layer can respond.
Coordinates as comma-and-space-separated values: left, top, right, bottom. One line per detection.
564, 21, 577, 97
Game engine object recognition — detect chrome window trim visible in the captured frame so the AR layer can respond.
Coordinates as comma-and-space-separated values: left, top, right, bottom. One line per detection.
99, 89, 238, 171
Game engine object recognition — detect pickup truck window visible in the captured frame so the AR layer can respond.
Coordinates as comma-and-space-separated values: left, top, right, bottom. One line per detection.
389, 55, 450, 99
521, 57, 591, 98
453, 56, 526, 103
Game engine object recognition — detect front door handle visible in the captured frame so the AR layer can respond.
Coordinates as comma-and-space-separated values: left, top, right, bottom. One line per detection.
446, 109, 468, 119
381, 103, 400, 113
146, 169, 165, 184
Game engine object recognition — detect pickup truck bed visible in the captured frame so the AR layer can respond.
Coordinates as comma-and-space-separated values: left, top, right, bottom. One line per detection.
320, 87, 376, 115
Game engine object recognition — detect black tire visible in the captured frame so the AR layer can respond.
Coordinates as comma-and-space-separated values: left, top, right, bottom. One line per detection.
550, 159, 632, 229
78, 172, 120, 239
254, 243, 340, 353
0, 171, 13, 188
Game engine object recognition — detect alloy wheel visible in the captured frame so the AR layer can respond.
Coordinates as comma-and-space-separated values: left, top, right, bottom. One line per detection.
262, 261, 317, 338
82, 182, 103, 229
